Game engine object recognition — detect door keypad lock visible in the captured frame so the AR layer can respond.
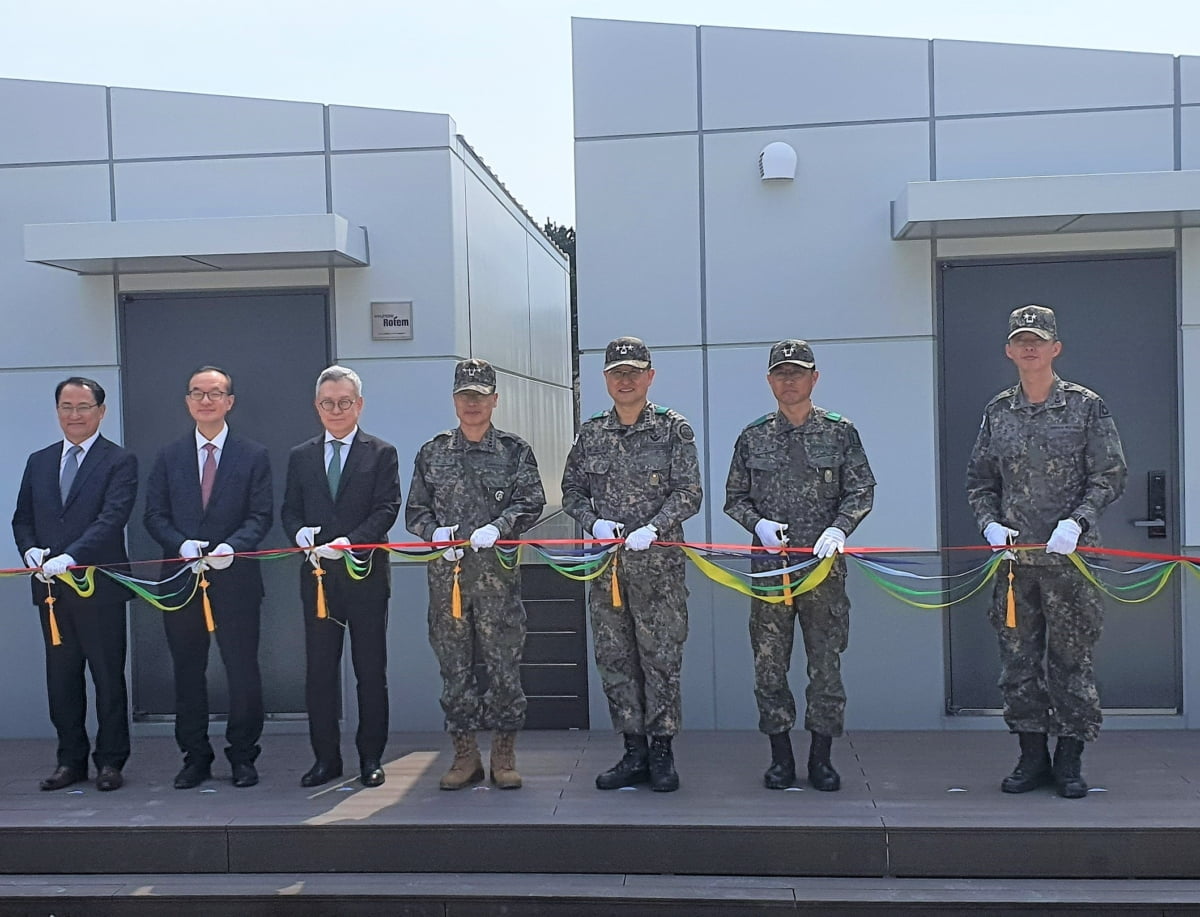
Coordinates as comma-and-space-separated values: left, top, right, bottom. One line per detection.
1132, 470, 1167, 539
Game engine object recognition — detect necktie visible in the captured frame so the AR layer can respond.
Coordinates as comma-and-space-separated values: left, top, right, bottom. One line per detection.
60, 445, 82, 504
328, 440, 343, 498
200, 443, 217, 510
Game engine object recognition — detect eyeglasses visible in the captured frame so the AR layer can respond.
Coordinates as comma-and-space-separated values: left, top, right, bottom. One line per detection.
605, 368, 647, 381
187, 390, 230, 402
56, 403, 99, 415
317, 398, 358, 413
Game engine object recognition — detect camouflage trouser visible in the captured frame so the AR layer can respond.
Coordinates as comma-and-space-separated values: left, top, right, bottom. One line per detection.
427, 554, 527, 733
988, 562, 1103, 742
590, 546, 689, 737
749, 562, 849, 737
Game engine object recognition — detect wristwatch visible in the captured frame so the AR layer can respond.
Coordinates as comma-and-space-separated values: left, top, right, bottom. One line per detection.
1070, 513, 1090, 534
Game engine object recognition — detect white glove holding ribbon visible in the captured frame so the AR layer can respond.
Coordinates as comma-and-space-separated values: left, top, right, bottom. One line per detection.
754, 518, 788, 554
624, 524, 658, 552
314, 537, 351, 560
813, 526, 847, 559
1045, 518, 1082, 555
24, 547, 49, 571
295, 526, 321, 549
41, 554, 76, 577
433, 525, 463, 561
180, 539, 210, 573
983, 522, 1019, 548
205, 543, 235, 570
591, 519, 624, 544
470, 524, 500, 551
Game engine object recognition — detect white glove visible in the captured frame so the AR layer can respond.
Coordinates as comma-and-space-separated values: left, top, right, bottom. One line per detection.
813, 526, 847, 559
314, 536, 351, 560
41, 554, 76, 577
624, 524, 658, 552
433, 525, 463, 561
983, 522, 1019, 548
1046, 518, 1082, 555
295, 526, 321, 549
470, 524, 500, 551
591, 519, 624, 543
754, 518, 788, 554
180, 539, 210, 573
205, 543, 235, 570
24, 547, 49, 571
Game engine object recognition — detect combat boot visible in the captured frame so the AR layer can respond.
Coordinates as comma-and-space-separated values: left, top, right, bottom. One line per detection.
489, 730, 522, 789
648, 735, 680, 792
763, 731, 795, 790
1052, 736, 1089, 799
595, 733, 650, 789
1000, 732, 1053, 794
439, 732, 484, 790
807, 732, 841, 791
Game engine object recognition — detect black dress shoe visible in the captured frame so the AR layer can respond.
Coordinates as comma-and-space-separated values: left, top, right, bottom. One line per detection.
96, 766, 124, 792
173, 762, 212, 790
300, 760, 343, 788
231, 763, 259, 788
40, 765, 85, 791
360, 760, 386, 787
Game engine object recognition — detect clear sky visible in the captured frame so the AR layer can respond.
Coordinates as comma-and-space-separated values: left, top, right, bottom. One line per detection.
3, 0, 1199, 225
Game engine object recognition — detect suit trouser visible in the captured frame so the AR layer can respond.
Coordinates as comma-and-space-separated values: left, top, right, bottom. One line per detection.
304, 581, 389, 764
40, 600, 130, 771
163, 592, 264, 766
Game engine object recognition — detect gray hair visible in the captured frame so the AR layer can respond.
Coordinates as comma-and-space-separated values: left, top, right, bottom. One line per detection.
315, 365, 363, 398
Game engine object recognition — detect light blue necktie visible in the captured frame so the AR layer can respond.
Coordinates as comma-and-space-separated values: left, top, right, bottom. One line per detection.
60, 444, 82, 505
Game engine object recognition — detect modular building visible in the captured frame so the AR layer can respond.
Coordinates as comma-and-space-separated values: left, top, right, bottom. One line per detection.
0, 78, 572, 737
572, 17, 1200, 731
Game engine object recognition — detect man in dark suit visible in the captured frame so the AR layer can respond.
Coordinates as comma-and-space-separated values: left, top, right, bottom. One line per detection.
12, 377, 137, 792
144, 366, 273, 790
281, 365, 400, 788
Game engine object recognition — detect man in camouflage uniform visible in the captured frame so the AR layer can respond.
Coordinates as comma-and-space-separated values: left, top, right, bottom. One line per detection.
406, 359, 546, 790
725, 340, 875, 791
966, 305, 1126, 799
561, 336, 703, 792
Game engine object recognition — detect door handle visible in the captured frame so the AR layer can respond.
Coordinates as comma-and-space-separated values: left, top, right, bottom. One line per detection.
1133, 519, 1166, 527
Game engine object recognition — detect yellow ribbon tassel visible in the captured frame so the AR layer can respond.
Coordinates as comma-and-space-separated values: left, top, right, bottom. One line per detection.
45, 583, 61, 647
610, 551, 622, 608
452, 561, 463, 619
1005, 560, 1017, 628
313, 564, 328, 619
200, 576, 216, 633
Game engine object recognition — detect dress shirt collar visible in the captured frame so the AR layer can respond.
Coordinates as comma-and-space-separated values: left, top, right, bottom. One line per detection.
324, 426, 358, 446
61, 430, 100, 462
195, 424, 229, 452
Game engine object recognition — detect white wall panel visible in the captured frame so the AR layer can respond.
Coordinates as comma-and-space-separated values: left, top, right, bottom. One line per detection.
572, 18, 697, 138
0, 164, 116, 369
705, 340, 937, 554
579, 348, 708, 546
575, 135, 701, 349
0, 79, 108, 165
110, 88, 324, 158
465, 174, 532, 376
936, 108, 1175, 180
933, 40, 1174, 116
1179, 229, 1200, 327
329, 105, 455, 151
114, 156, 327, 220
701, 26, 928, 129
1183, 107, 1200, 171
704, 122, 932, 343
331, 151, 457, 359
1179, 56, 1200, 105
527, 238, 572, 387
492, 373, 573, 517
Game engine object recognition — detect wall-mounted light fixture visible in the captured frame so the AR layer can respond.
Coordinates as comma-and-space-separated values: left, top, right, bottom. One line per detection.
759, 141, 797, 182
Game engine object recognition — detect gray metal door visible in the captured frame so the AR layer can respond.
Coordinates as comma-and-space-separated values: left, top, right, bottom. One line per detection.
119, 289, 330, 720
939, 254, 1180, 713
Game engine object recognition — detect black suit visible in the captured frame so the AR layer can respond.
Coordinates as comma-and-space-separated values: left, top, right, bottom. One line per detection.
144, 430, 273, 768
281, 429, 400, 765
12, 435, 137, 772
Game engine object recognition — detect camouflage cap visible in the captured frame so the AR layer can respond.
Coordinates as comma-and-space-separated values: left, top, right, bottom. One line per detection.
453, 358, 496, 395
604, 336, 652, 371
1008, 304, 1057, 341
767, 339, 816, 371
